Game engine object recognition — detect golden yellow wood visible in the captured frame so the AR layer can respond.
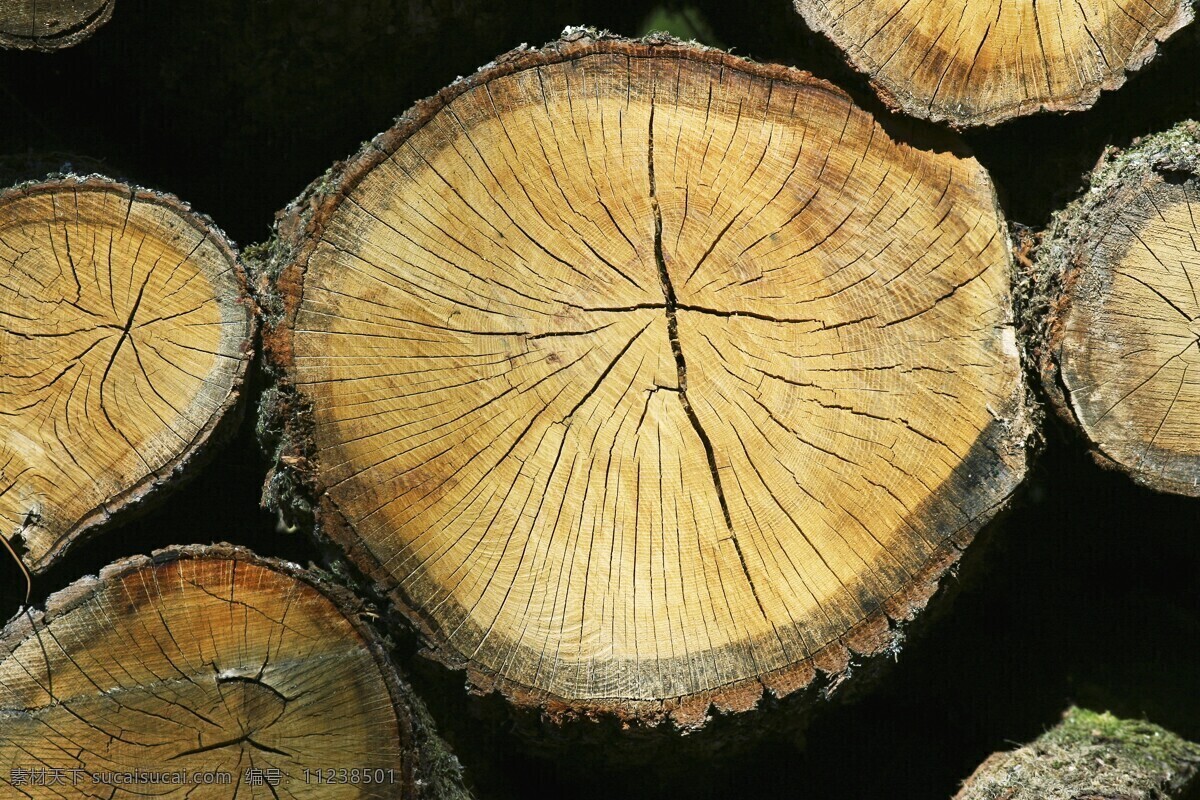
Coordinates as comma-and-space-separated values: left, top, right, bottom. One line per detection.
795, 0, 1194, 127
265, 34, 1033, 725
0, 546, 417, 798
0, 178, 254, 574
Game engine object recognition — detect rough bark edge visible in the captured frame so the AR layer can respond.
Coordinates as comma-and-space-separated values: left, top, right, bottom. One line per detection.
0, 0, 114, 51
1024, 121, 1200, 495
253, 27, 1037, 731
955, 707, 1200, 800
0, 543, 473, 800
793, 0, 1196, 128
0, 174, 258, 574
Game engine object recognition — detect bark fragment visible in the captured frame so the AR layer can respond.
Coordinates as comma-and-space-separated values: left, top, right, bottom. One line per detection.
956, 707, 1200, 800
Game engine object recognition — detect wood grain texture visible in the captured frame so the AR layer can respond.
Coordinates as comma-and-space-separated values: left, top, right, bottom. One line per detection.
0, 177, 255, 573
0, 0, 113, 51
794, 0, 1195, 127
261, 31, 1034, 728
0, 545, 423, 798
1033, 122, 1200, 495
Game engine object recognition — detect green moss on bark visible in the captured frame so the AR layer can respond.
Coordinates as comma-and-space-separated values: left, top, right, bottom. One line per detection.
956, 707, 1200, 800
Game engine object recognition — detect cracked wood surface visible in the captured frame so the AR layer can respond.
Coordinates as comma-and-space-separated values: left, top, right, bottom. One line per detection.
263, 33, 1033, 727
794, 0, 1195, 127
0, 177, 255, 574
1035, 123, 1200, 495
0, 545, 416, 799
0, 0, 113, 51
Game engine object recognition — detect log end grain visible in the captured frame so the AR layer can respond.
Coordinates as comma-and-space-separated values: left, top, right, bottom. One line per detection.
0, 176, 256, 574
259, 30, 1035, 730
0, 544, 472, 799
1033, 122, 1200, 495
0, 0, 114, 51
793, 0, 1195, 127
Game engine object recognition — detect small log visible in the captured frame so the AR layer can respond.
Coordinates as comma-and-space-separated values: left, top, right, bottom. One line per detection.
955, 707, 1200, 800
0, 177, 255, 576
1030, 123, 1200, 496
793, 0, 1195, 127
259, 30, 1034, 729
0, 0, 113, 51
0, 544, 470, 799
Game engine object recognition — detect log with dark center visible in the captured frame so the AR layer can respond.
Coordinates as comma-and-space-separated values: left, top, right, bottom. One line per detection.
0, 177, 255, 578
0, 0, 113, 51
793, 0, 1195, 127
261, 32, 1034, 728
0, 545, 462, 799
1031, 122, 1200, 496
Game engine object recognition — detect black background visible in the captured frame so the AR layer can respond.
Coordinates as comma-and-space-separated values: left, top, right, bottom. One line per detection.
0, 1, 1198, 797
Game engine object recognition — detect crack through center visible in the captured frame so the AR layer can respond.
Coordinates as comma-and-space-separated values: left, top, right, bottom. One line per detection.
647, 99, 768, 621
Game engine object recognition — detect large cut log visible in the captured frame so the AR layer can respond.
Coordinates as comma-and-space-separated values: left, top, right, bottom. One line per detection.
955, 707, 1200, 800
0, 544, 470, 799
793, 0, 1195, 127
259, 31, 1034, 729
0, 0, 113, 51
0, 177, 255, 579
1029, 123, 1200, 496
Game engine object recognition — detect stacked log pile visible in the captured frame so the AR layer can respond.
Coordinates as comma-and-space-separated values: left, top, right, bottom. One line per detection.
0, 4, 1197, 796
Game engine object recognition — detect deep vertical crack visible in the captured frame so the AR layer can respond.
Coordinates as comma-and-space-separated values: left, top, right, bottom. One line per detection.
98, 266, 153, 430
647, 100, 767, 620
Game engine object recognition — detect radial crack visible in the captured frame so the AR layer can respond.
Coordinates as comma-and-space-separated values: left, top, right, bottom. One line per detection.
647, 99, 767, 620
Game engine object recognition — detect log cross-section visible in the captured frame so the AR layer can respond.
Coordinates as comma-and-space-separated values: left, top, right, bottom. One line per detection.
794, 0, 1195, 127
0, 177, 255, 576
0, 546, 429, 798
1033, 123, 1200, 495
0, 1, 114, 51
263, 33, 1033, 727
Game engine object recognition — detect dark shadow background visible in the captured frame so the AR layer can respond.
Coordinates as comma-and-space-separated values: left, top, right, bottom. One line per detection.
0, 1, 1198, 797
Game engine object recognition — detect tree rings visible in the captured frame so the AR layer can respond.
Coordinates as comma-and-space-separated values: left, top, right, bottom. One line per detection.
263, 33, 1033, 726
